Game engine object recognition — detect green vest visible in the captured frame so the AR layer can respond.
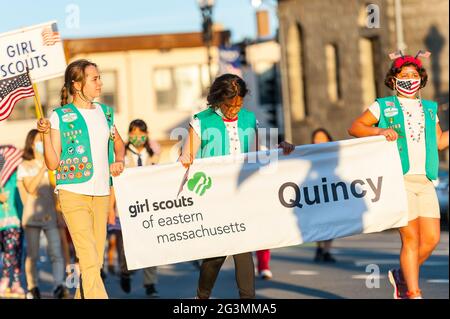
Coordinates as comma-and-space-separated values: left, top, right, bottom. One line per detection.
0, 171, 23, 231
194, 108, 257, 158
376, 95, 438, 180
55, 103, 115, 185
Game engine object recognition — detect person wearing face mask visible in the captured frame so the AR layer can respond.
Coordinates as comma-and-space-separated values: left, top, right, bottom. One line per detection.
349, 51, 449, 299
179, 73, 295, 299
16, 129, 68, 299
107, 119, 161, 297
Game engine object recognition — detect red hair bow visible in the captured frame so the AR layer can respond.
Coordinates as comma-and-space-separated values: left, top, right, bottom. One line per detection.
393, 56, 422, 69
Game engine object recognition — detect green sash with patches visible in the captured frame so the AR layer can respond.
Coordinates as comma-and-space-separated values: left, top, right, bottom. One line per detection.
377, 96, 438, 180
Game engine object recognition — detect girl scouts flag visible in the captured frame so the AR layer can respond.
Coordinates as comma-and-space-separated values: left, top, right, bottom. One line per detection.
113, 136, 408, 270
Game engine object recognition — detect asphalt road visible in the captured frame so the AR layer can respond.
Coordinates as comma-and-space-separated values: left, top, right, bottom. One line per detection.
14, 228, 447, 299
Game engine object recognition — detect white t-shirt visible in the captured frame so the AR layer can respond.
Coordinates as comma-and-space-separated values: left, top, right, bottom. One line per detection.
190, 108, 259, 155
49, 104, 111, 196
368, 97, 439, 175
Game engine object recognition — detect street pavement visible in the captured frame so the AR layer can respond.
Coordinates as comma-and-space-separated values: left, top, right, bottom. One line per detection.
13, 227, 447, 299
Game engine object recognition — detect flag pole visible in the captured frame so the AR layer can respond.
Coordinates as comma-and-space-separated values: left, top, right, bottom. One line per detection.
27, 68, 44, 119
26, 69, 55, 185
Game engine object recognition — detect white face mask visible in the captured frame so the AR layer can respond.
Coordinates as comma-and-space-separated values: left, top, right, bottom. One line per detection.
35, 141, 44, 154
395, 78, 421, 97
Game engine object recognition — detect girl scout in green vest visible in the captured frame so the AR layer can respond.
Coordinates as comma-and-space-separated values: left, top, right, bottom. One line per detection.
36, 59, 126, 299
348, 51, 449, 299
0, 146, 24, 297
179, 73, 294, 299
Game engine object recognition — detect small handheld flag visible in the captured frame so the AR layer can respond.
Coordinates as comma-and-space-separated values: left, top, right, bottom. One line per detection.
41, 22, 61, 46
415, 50, 431, 59
389, 50, 404, 60
0, 73, 35, 121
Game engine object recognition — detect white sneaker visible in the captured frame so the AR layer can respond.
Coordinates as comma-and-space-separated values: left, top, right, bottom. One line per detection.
260, 269, 273, 280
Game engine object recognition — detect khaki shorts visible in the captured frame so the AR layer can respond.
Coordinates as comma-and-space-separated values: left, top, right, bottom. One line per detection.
404, 175, 440, 221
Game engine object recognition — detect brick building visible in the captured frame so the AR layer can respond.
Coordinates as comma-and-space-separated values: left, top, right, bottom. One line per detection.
277, 0, 449, 160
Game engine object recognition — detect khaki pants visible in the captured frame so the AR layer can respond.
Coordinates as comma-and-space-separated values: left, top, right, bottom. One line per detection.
58, 190, 110, 299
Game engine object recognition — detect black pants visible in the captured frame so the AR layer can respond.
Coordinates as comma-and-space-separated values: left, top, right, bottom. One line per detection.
197, 252, 255, 299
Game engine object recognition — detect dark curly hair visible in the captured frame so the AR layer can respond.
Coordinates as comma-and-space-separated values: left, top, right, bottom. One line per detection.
384, 61, 428, 90
207, 73, 249, 108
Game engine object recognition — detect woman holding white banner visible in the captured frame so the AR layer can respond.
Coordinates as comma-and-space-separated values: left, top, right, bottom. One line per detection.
179, 73, 294, 299
36, 59, 126, 299
349, 51, 449, 299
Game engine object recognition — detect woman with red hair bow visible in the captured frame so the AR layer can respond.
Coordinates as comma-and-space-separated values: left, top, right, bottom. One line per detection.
349, 51, 448, 299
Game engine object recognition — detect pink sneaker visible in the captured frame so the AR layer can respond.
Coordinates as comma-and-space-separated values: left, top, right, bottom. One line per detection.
388, 269, 407, 299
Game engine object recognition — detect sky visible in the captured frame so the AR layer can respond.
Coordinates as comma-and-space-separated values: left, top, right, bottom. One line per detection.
1, 0, 278, 42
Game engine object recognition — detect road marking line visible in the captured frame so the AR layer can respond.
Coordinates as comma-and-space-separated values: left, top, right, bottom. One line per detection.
427, 279, 449, 284
354, 260, 447, 266
354, 259, 399, 266
290, 270, 319, 276
352, 274, 386, 280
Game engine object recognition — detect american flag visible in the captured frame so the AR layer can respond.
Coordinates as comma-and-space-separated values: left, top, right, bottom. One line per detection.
0, 145, 23, 188
0, 73, 35, 122
396, 79, 421, 96
41, 23, 61, 46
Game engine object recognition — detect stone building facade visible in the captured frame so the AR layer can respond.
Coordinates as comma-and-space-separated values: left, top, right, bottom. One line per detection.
277, 0, 449, 156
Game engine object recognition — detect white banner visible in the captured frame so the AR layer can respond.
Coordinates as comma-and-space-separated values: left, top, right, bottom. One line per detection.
0, 21, 66, 82
113, 136, 408, 270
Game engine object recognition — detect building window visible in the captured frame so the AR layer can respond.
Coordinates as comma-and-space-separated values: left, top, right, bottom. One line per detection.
98, 70, 118, 111
359, 38, 377, 110
154, 64, 215, 111
286, 23, 307, 121
325, 44, 341, 103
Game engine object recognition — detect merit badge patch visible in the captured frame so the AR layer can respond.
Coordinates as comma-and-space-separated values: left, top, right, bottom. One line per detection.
62, 113, 78, 123
384, 107, 398, 118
